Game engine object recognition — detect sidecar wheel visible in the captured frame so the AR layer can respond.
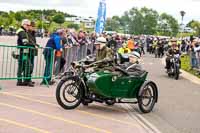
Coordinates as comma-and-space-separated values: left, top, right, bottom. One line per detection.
138, 82, 158, 113
56, 80, 83, 110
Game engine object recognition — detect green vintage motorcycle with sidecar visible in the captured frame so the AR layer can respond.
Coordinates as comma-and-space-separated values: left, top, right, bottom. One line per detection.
56, 59, 158, 113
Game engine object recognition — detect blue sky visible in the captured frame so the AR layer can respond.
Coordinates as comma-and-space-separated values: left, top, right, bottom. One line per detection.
0, 0, 200, 24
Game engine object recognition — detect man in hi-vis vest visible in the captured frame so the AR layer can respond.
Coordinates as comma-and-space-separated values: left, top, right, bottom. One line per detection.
16, 19, 34, 87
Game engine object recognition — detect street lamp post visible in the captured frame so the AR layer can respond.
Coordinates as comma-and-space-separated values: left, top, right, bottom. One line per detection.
180, 11, 186, 25
180, 11, 186, 34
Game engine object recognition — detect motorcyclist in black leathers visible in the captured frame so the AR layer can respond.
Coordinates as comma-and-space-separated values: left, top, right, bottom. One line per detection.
165, 38, 181, 70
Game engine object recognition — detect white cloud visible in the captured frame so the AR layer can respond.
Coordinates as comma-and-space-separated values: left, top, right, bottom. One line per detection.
0, 0, 200, 23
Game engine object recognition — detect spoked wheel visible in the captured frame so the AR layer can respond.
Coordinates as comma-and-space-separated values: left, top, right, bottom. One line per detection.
138, 82, 158, 113
56, 78, 83, 110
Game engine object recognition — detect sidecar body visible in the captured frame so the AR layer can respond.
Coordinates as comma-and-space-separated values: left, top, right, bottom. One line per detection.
87, 70, 148, 98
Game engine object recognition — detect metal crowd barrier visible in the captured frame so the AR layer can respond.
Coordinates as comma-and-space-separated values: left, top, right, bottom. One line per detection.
0, 43, 95, 87
61, 43, 94, 71
0, 44, 54, 85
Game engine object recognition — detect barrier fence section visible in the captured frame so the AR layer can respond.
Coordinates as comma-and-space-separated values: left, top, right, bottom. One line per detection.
0, 44, 54, 85
62, 43, 95, 71
0, 43, 94, 87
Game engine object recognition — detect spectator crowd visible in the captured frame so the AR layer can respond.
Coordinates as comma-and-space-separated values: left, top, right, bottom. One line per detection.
1, 18, 199, 87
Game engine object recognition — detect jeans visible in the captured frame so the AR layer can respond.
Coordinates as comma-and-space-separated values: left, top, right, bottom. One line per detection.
190, 57, 198, 68
43, 54, 52, 82
55, 56, 61, 76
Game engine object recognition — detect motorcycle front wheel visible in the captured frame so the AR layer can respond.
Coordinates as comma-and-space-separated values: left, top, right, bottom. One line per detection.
56, 78, 83, 110
174, 65, 180, 80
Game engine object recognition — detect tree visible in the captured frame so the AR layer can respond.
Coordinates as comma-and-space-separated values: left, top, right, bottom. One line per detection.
187, 20, 196, 28
36, 20, 48, 30
140, 7, 159, 35
52, 14, 65, 26
105, 17, 121, 32
159, 13, 179, 36
119, 7, 159, 35
67, 23, 79, 30
123, 7, 144, 35
0, 10, 74, 31
187, 20, 200, 36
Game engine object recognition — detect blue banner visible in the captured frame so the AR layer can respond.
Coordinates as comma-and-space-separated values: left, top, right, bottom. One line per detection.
95, 0, 106, 34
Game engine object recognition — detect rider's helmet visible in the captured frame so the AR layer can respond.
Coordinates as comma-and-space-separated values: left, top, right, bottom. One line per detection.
170, 38, 177, 48
128, 51, 141, 64
131, 51, 141, 59
95, 37, 107, 50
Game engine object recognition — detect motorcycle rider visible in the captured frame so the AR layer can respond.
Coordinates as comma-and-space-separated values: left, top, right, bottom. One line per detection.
165, 38, 181, 70
95, 37, 114, 61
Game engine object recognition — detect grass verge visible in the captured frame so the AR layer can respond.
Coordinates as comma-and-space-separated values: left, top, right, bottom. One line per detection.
181, 55, 200, 79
